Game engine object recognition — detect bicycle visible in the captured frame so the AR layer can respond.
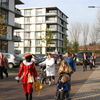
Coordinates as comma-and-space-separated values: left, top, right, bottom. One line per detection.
39, 65, 49, 84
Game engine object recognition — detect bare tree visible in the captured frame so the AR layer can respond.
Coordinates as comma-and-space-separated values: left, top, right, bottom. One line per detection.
89, 24, 100, 44
82, 23, 89, 49
68, 22, 81, 43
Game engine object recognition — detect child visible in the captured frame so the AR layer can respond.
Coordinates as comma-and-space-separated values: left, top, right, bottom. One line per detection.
55, 75, 70, 100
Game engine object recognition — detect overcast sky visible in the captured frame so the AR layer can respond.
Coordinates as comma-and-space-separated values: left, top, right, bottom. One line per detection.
17, 0, 100, 45
17, 0, 100, 24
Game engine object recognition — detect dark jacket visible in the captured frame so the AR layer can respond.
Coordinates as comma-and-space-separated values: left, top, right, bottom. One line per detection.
57, 81, 69, 92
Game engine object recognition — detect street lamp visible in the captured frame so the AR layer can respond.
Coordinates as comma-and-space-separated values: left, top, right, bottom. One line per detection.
88, 6, 100, 8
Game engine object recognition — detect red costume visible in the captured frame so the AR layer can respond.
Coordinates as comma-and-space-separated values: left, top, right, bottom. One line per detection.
18, 60, 38, 93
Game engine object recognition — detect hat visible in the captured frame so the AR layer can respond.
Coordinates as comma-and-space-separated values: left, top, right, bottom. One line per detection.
25, 53, 32, 57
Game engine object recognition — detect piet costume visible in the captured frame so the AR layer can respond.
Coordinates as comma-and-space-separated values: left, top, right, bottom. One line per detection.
15, 53, 40, 100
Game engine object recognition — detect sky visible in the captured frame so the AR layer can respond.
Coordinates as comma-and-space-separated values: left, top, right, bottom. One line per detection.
17, 0, 100, 45
17, 0, 100, 24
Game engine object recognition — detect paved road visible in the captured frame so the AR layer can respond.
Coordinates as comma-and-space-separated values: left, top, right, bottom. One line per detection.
0, 58, 99, 100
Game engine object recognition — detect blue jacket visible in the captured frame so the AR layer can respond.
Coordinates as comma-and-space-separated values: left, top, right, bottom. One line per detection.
63, 57, 76, 72
57, 81, 69, 92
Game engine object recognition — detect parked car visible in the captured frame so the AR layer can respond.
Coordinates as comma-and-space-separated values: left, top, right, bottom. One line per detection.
18, 54, 40, 65
76, 51, 92, 65
34, 54, 46, 62
3, 53, 21, 68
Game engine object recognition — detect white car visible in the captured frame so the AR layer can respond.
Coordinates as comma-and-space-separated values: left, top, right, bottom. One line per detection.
3, 53, 21, 68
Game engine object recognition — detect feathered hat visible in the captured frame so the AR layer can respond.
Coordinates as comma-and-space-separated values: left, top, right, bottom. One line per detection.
25, 53, 32, 57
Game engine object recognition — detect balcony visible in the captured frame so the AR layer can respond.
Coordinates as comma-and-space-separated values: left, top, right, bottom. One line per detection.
48, 43, 56, 47
15, 8, 23, 17
13, 36, 21, 42
46, 20, 57, 23
14, 22, 21, 29
15, 0, 24, 5
46, 11, 57, 16
48, 28, 57, 31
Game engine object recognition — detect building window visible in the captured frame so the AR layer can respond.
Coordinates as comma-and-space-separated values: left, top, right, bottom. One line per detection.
47, 9, 57, 13
0, 40, 8, 52
35, 40, 41, 46
1, 9, 8, 23
36, 47, 42, 52
36, 17, 43, 23
25, 17, 31, 23
16, 32, 20, 36
24, 47, 31, 53
36, 9, 43, 15
24, 40, 31, 46
1, 0, 9, 8
36, 24, 42, 31
24, 9, 32, 16
46, 16, 56, 21
47, 25, 57, 29
24, 25, 30, 31
35, 32, 41, 38
14, 42, 19, 47
46, 47, 55, 52
24, 32, 30, 39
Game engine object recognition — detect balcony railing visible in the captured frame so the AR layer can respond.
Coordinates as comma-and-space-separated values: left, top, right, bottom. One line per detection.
15, 22, 21, 28
13, 35, 21, 42
48, 43, 56, 47
15, 8, 21, 15
46, 20, 57, 23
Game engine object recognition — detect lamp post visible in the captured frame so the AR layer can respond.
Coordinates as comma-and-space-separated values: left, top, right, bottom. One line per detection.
88, 6, 100, 8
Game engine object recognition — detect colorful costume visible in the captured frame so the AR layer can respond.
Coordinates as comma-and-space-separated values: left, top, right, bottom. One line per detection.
15, 53, 40, 100
18, 60, 38, 93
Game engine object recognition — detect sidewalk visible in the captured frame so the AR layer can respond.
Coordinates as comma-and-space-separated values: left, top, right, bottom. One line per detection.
72, 66, 100, 100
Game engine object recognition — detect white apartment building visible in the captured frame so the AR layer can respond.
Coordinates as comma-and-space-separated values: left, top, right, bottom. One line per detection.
0, 0, 24, 53
14, 6, 68, 54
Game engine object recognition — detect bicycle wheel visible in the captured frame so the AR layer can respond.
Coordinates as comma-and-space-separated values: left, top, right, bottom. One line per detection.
45, 77, 49, 84
39, 73, 44, 84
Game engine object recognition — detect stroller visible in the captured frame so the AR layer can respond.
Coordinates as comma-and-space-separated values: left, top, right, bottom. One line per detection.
54, 73, 70, 100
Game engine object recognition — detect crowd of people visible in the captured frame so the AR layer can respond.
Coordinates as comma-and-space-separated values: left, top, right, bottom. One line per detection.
14, 52, 76, 100
0, 51, 97, 100
0, 52, 96, 100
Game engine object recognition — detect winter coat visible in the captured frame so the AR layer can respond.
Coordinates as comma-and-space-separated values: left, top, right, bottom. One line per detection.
18, 60, 38, 83
63, 57, 76, 72
57, 81, 69, 92
39, 58, 55, 76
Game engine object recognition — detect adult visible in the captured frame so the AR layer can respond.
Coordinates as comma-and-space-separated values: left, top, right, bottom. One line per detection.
58, 60, 73, 78
63, 52, 76, 72
0, 52, 9, 79
82, 53, 89, 71
15, 53, 40, 100
90, 53, 96, 67
39, 53, 55, 86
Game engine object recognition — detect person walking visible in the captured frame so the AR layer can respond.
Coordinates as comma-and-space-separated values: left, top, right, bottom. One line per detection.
63, 52, 76, 72
82, 53, 89, 71
91, 53, 96, 67
39, 53, 55, 86
0, 52, 9, 79
15, 53, 40, 100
